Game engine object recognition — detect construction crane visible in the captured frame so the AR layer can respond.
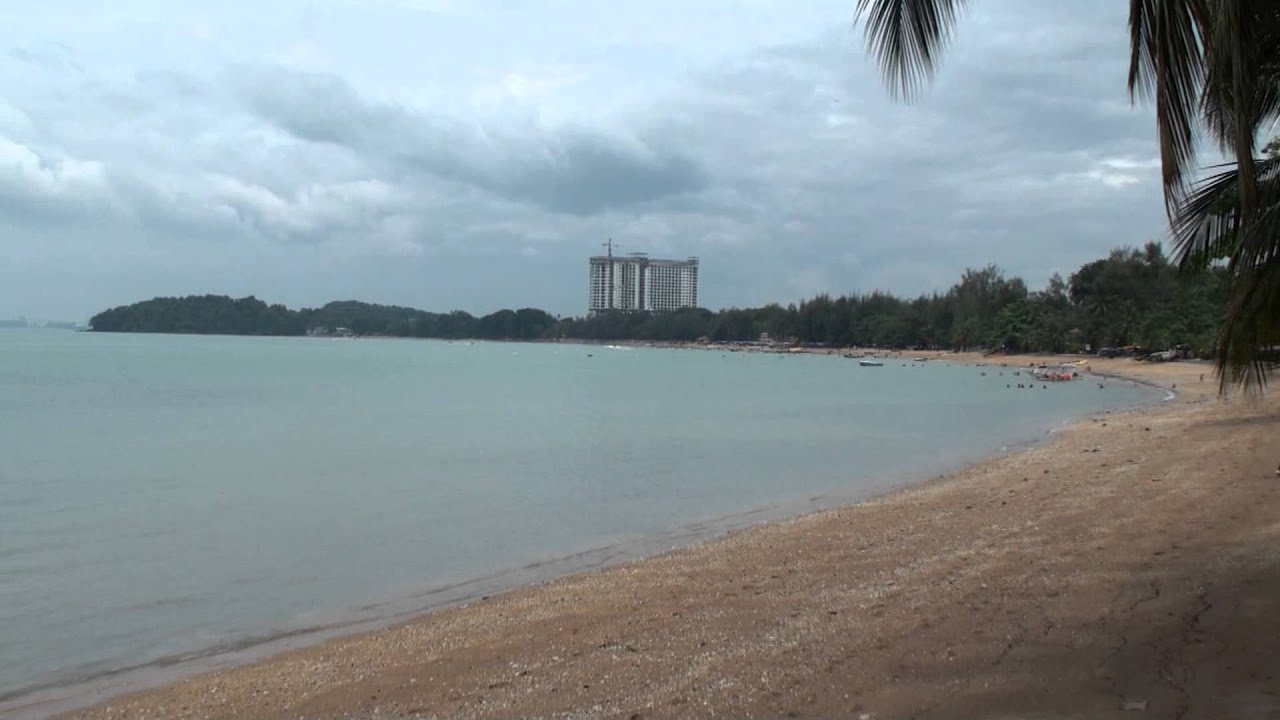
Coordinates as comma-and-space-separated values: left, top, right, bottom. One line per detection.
601, 238, 617, 309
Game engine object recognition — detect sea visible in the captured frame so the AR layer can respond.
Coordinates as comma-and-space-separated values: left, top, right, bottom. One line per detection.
0, 328, 1163, 715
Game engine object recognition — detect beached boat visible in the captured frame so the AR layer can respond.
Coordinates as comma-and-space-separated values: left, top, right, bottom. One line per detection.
1032, 365, 1078, 381
859, 359, 884, 367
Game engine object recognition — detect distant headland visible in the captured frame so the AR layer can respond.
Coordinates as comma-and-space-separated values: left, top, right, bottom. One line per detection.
87, 244, 1226, 357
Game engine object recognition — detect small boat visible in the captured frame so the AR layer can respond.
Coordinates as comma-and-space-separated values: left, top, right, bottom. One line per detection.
1032, 365, 1077, 381
859, 359, 884, 367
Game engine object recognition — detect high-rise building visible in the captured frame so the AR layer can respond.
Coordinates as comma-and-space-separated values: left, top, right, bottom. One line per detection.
644, 258, 699, 311
588, 250, 699, 314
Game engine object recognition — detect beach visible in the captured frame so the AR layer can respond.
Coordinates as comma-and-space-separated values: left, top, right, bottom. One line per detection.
50, 355, 1280, 719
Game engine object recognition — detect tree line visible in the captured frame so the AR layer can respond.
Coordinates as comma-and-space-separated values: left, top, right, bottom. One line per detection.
87, 297, 559, 341
90, 243, 1227, 355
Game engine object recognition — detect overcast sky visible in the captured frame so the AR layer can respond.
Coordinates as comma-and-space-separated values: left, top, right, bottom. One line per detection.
0, 0, 1169, 321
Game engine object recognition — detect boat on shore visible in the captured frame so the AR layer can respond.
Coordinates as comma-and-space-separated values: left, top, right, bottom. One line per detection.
1032, 364, 1078, 381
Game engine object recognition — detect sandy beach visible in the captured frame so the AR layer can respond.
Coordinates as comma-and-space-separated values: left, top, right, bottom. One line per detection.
49, 355, 1280, 720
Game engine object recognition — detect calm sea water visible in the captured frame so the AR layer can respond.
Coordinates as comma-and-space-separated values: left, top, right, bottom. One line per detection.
0, 328, 1161, 708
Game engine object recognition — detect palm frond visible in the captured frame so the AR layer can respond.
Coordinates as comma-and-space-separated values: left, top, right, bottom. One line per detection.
1171, 162, 1244, 270
1246, 3, 1280, 123
1128, 0, 1209, 209
853, 0, 971, 100
1216, 259, 1280, 390
1172, 153, 1280, 390
1169, 155, 1280, 267
1205, 0, 1265, 213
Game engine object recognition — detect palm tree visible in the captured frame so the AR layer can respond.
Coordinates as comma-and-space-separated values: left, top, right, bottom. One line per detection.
853, 0, 1280, 387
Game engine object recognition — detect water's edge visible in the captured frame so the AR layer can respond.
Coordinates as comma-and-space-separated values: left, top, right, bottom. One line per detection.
0, 354, 1172, 720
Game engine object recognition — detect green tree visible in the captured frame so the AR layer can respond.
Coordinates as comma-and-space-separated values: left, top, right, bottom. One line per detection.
947, 265, 1026, 350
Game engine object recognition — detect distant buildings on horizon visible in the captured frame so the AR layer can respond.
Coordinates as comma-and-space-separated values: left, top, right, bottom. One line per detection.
0, 318, 84, 330
588, 245, 699, 314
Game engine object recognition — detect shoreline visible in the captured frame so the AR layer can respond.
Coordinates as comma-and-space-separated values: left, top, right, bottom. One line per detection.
2, 482, 925, 720
1, 351, 1164, 719
36, 356, 1280, 720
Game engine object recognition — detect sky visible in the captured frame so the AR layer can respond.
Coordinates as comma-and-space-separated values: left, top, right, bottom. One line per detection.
0, 0, 1172, 322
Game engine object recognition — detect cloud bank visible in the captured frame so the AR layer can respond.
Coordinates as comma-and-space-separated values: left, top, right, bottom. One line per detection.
0, 0, 1169, 321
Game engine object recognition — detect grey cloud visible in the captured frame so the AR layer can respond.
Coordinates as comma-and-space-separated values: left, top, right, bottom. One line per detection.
226, 65, 707, 215
1, 0, 1174, 322
0, 136, 120, 227
629, 12, 1165, 305
8, 44, 83, 75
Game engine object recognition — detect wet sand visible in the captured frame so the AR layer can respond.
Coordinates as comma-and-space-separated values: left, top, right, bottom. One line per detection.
52, 356, 1280, 720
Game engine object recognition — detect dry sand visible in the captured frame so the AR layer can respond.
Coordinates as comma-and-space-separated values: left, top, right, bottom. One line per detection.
52, 356, 1280, 720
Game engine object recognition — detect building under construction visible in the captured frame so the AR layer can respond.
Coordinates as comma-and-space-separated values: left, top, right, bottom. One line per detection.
588, 242, 699, 314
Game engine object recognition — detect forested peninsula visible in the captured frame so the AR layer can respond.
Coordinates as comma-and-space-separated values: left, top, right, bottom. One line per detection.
90, 244, 1226, 355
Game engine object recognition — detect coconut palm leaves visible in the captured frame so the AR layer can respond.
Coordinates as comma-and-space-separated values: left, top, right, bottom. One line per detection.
853, 0, 971, 99
1154, 1, 1280, 388
1126, 0, 1210, 208
853, 0, 1280, 388
1174, 156, 1280, 386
